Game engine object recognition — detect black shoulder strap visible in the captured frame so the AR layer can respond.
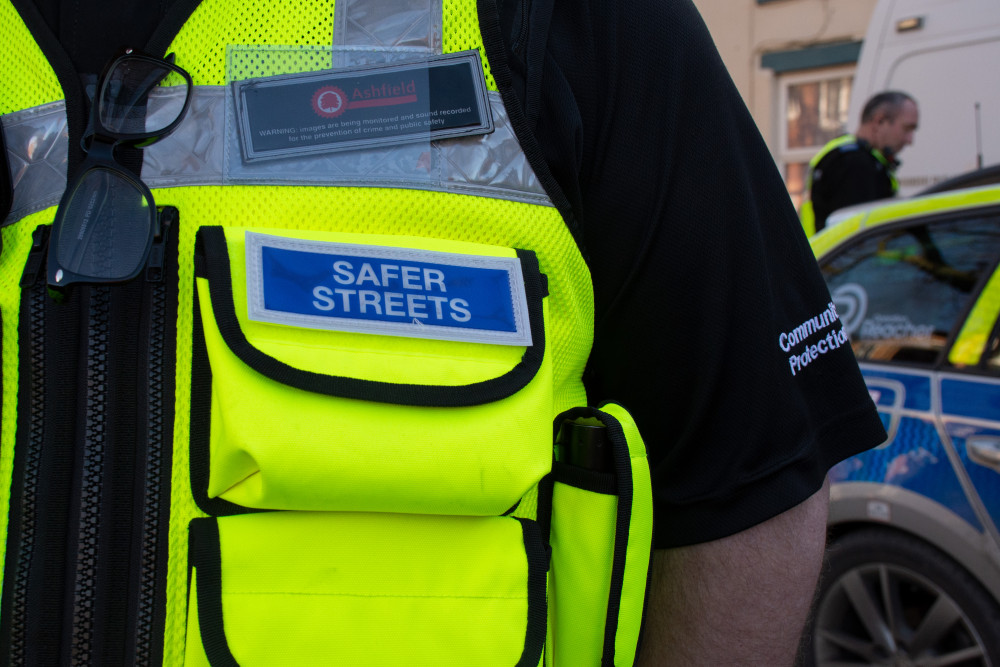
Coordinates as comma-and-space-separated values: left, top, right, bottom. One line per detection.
478, 0, 587, 257
147, 0, 203, 56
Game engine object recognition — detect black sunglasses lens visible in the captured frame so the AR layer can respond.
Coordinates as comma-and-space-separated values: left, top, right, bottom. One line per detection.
99, 57, 188, 136
47, 52, 188, 289
52, 168, 154, 282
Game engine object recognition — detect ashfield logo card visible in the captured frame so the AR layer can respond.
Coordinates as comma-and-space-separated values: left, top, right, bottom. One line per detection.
232, 51, 494, 161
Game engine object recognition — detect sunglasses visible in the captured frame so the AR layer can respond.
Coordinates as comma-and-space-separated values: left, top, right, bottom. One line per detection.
47, 49, 191, 289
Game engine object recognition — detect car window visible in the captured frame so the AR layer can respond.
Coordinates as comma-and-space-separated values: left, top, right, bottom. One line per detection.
820, 215, 1000, 365
987, 337, 1000, 371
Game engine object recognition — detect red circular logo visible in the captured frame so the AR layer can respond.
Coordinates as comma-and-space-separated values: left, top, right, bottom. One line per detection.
312, 86, 348, 118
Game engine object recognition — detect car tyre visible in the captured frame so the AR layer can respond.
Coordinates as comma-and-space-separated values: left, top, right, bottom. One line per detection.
801, 526, 1000, 666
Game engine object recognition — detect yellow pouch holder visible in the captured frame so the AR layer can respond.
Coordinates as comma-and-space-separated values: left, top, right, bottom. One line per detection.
547, 404, 654, 666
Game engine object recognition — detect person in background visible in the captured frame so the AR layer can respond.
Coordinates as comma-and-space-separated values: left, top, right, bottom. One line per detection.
802, 91, 920, 235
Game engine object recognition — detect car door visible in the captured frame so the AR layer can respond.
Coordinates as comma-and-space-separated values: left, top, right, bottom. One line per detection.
947, 280, 1000, 539
819, 207, 1000, 543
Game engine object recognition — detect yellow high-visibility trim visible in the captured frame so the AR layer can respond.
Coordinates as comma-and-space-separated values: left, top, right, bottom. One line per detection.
601, 403, 653, 667
165, 0, 496, 90
0, 3, 62, 112
950, 268, 1000, 367
812, 185, 1000, 258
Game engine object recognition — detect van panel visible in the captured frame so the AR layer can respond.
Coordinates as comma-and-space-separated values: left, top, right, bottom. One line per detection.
849, 0, 1000, 195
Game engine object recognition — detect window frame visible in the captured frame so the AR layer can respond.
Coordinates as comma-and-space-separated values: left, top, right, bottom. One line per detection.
776, 65, 856, 208
777, 65, 856, 168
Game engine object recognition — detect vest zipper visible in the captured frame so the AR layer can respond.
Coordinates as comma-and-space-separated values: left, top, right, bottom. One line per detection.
68, 287, 111, 663
2, 246, 50, 665
132, 211, 176, 665
2, 219, 177, 665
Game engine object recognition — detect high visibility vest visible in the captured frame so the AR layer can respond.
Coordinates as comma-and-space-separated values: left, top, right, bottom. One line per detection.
0, 1, 653, 665
798, 134, 898, 236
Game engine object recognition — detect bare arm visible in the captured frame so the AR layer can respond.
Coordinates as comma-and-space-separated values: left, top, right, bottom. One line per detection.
636, 479, 830, 666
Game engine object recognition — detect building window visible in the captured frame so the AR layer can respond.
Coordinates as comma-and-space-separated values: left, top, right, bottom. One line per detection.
777, 67, 854, 210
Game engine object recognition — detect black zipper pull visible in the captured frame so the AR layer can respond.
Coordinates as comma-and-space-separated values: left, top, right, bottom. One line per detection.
146, 206, 177, 282
19, 225, 50, 287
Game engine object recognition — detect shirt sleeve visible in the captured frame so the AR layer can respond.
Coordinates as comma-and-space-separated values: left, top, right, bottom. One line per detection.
532, 0, 887, 547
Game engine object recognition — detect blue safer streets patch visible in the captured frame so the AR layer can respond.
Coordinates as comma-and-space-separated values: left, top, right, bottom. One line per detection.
245, 232, 533, 346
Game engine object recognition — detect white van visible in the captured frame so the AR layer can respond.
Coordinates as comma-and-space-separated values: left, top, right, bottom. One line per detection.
849, 0, 1000, 196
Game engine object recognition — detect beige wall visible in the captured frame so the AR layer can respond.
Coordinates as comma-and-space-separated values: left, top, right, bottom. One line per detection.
691, 0, 877, 150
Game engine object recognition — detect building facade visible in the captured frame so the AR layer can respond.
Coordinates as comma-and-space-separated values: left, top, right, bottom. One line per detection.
692, 0, 878, 208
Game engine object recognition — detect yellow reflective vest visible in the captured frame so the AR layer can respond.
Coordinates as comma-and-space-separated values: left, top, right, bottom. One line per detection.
0, 1, 653, 664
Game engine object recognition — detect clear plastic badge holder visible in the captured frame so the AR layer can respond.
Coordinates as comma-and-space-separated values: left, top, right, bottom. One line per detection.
224, 43, 493, 187
331, 0, 442, 66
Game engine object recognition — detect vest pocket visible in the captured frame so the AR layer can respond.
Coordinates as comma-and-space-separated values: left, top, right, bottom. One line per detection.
190, 226, 553, 516
547, 404, 654, 667
185, 512, 547, 666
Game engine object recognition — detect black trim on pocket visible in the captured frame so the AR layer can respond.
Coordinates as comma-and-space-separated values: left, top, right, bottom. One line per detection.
188, 519, 239, 667
516, 517, 548, 667
195, 226, 548, 408
551, 461, 617, 495
189, 289, 268, 517
598, 408, 634, 667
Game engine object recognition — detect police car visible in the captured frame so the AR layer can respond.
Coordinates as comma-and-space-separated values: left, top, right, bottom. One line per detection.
801, 172, 1000, 665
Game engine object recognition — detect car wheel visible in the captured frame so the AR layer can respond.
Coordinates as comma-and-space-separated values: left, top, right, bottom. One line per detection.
802, 526, 1000, 666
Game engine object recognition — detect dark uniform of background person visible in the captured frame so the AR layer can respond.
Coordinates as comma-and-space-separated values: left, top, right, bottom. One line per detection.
806, 91, 920, 234
0, 0, 887, 664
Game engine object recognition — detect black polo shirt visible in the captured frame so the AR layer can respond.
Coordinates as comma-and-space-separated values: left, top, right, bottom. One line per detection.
26, 0, 887, 548
811, 140, 897, 231
497, 0, 885, 546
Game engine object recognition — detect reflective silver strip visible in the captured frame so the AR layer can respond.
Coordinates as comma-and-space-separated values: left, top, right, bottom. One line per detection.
143, 87, 550, 206
3, 0, 550, 226
2, 101, 68, 224
4, 88, 550, 225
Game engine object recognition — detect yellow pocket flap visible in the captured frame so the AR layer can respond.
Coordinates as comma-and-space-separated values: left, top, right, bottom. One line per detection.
196, 226, 547, 398
191, 227, 555, 516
